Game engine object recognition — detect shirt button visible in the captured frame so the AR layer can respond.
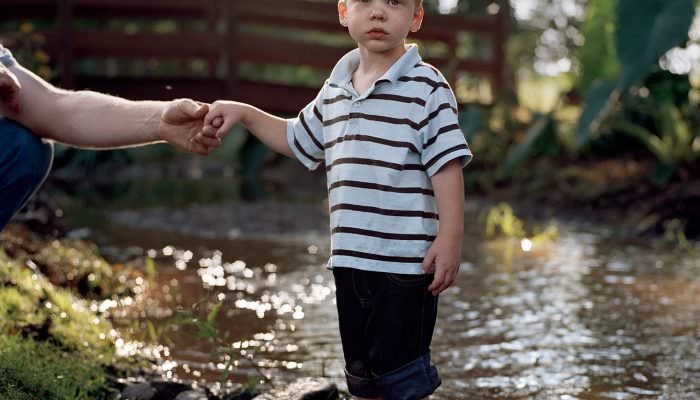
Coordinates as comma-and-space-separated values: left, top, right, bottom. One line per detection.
353, 101, 362, 108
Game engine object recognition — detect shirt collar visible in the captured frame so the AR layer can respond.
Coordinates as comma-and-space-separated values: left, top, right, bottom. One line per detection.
0, 45, 15, 67
328, 43, 421, 87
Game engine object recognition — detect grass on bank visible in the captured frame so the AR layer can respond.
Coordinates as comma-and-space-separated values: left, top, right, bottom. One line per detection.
0, 334, 109, 400
0, 249, 141, 400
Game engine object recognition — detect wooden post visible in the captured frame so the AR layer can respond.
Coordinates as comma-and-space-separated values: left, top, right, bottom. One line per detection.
224, 0, 239, 99
205, 0, 219, 78
57, 0, 74, 89
491, 0, 509, 99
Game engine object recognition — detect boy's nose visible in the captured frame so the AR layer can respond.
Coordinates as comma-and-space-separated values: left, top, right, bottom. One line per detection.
369, 7, 387, 21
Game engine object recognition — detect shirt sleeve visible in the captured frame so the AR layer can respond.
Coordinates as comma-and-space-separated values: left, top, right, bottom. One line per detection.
286, 83, 327, 171
0, 44, 16, 67
419, 83, 472, 177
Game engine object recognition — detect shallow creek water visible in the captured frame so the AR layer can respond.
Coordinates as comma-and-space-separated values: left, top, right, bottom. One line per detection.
95, 211, 700, 400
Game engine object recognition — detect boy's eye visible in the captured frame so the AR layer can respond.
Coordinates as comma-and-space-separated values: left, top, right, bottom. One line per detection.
388, 0, 400, 4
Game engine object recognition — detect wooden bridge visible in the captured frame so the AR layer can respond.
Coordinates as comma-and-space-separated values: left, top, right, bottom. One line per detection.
0, 0, 508, 113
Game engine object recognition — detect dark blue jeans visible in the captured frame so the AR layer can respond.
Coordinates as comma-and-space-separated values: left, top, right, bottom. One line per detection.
0, 118, 53, 229
333, 267, 441, 400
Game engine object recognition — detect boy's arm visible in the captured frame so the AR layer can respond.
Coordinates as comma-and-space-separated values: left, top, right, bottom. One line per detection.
201, 101, 293, 157
423, 159, 464, 296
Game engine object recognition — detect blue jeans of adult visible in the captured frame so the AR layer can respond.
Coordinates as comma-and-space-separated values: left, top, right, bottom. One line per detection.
0, 118, 53, 230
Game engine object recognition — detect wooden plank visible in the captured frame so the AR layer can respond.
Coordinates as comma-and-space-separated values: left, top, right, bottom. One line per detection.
72, 76, 319, 114
0, 0, 57, 18
224, 1, 240, 98
57, 0, 74, 89
68, 32, 225, 58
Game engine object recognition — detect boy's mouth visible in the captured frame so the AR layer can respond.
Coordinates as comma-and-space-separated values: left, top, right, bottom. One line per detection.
367, 28, 388, 38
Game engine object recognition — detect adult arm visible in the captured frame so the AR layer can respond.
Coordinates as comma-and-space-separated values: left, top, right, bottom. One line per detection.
1, 60, 212, 155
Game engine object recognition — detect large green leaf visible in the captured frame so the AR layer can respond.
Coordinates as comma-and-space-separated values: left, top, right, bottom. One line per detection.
576, 0, 695, 146
503, 114, 557, 174
615, 0, 695, 90
576, 80, 617, 146
578, 0, 620, 95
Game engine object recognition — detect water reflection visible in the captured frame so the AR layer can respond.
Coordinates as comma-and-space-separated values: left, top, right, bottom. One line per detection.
104, 225, 700, 399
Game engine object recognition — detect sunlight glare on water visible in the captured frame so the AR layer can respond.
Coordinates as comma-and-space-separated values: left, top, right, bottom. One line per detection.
115, 226, 700, 399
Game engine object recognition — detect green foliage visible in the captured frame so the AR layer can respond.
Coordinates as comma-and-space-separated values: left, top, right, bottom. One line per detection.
576, 0, 695, 146
169, 301, 269, 390
0, 251, 116, 359
0, 334, 110, 400
612, 101, 700, 182
663, 219, 695, 253
483, 203, 527, 239
578, 0, 620, 95
481, 203, 559, 245
503, 114, 559, 175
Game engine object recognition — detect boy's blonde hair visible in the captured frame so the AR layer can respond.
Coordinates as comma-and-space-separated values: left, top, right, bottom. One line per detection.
340, 0, 423, 6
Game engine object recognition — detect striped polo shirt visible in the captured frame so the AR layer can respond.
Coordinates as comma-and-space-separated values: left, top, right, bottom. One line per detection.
286, 44, 472, 274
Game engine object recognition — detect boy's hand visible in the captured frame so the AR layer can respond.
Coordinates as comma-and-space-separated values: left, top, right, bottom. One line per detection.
194, 100, 247, 148
423, 233, 462, 296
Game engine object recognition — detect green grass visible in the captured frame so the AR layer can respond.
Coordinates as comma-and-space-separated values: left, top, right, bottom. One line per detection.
0, 249, 142, 399
0, 334, 111, 400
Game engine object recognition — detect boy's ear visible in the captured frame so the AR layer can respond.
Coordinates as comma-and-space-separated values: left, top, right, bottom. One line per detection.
338, 0, 349, 27
410, 5, 424, 32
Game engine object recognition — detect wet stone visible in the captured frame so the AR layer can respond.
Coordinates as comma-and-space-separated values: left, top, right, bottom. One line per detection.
222, 388, 257, 400
121, 383, 156, 400
257, 378, 340, 400
174, 389, 211, 400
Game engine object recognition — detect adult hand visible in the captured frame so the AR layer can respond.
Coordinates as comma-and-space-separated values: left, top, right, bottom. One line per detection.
0, 63, 21, 113
158, 98, 218, 156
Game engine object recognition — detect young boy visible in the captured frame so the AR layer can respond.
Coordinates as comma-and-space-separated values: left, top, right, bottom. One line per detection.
196, 1, 471, 398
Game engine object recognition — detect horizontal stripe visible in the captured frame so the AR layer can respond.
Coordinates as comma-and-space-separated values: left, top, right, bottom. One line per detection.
332, 226, 436, 241
294, 137, 323, 164
366, 93, 426, 106
399, 75, 450, 91
323, 104, 455, 131
324, 94, 352, 105
333, 249, 425, 264
300, 113, 324, 151
424, 124, 461, 149
324, 112, 420, 130
424, 144, 470, 170
325, 134, 419, 153
331, 203, 438, 219
326, 157, 425, 172
328, 180, 434, 196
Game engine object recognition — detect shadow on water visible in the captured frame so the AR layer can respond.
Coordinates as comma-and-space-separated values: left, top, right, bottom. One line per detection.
50, 172, 700, 399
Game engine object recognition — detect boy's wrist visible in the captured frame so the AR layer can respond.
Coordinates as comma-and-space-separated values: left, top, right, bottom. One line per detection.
437, 227, 464, 240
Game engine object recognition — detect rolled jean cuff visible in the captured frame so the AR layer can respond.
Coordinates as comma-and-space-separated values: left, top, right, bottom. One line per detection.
344, 352, 441, 400
344, 368, 380, 399
375, 352, 441, 400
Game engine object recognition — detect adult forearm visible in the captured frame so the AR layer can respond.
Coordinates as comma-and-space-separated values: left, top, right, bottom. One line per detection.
431, 159, 465, 237
8, 63, 165, 148
47, 90, 165, 148
240, 104, 293, 157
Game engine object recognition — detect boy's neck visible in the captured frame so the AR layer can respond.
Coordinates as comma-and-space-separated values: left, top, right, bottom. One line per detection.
355, 43, 407, 82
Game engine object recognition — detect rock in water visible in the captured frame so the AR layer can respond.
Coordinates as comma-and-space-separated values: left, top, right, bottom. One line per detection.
121, 383, 156, 400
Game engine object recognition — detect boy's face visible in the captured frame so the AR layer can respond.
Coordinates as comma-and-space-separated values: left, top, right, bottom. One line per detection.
338, 0, 424, 54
